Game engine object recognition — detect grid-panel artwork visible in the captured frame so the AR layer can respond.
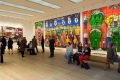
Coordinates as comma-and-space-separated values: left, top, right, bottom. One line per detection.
45, 13, 80, 48
82, 3, 120, 51
35, 21, 44, 46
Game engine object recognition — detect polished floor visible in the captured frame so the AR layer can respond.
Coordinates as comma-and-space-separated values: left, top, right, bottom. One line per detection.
0, 47, 120, 80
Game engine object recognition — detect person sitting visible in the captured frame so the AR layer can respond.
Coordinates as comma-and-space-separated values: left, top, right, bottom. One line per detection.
107, 42, 120, 73
27, 41, 36, 55
78, 44, 91, 68
73, 42, 82, 65
64, 42, 73, 64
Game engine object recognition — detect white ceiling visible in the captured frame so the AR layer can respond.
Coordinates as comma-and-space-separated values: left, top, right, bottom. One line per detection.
0, 0, 112, 21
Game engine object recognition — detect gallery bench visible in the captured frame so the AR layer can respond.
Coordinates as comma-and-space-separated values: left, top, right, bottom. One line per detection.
71, 54, 110, 71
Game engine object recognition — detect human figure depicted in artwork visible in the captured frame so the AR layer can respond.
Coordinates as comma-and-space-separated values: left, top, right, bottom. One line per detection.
15, 28, 19, 42
73, 36, 78, 47
45, 21, 48, 28
62, 16, 65, 25
83, 14, 88, 29
74, 13, 79, 23
68, 15, 72, 24
83, 29, 88, 45
106, 28, 112, 49
113, 14, 118, 27
89, 9, 104, 49
54, 19, 57, 26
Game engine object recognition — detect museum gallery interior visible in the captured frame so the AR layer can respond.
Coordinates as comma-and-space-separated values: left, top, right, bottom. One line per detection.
0, 0, 120, 80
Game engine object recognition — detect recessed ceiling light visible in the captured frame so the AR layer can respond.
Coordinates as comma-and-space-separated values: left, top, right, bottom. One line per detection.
0, 9, 34, 16
0, 14, 25, 19
70, 0, 83, 3
0, 0, 45, 13
29, 0, 61, 9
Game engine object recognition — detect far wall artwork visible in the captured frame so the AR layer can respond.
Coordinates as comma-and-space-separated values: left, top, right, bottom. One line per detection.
45, 13, 80, 48
82, 3, 120, 51
0, 26, 23, 42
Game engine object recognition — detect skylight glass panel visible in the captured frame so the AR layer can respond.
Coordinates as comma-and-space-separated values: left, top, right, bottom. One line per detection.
70, 0, 83, 3
0, 9, 34, 16
0, 1, 45, 13
29, 0, 61, 9
0, 14, 25, 19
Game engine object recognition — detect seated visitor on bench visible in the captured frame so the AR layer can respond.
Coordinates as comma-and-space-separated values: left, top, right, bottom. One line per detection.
28, 41, 35, 55
79, 44, 91, 68
64, 42, 73, 64
107, 42, 120, 73
73, 42, 82, 65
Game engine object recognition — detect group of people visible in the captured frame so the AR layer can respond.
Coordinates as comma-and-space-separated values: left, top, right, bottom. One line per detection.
0, 35, 45, 63
64, 42, 91, 68
17, 35, 45, 57
64, 42, 120, 73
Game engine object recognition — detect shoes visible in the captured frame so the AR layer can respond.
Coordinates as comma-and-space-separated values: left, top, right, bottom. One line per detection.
12, 53, 13, 54
49, 56, 52, 58
22, 56, 25, 57
77, 63, 80, 66
118, 68, 120, 73
9, 53, 10, 54
81, 64, 84, 68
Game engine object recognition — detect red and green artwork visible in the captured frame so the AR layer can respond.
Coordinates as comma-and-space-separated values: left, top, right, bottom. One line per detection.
82, 3, 120, 51
35, 21, 44, 46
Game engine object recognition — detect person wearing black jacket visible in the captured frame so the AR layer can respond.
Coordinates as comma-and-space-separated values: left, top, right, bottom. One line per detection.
49, 36, 55, 58
8, 38, 13, 54
1, 36, 6, 63
73, 42, 82, 65
78, 44, 91, 68
41, 35, 44, 53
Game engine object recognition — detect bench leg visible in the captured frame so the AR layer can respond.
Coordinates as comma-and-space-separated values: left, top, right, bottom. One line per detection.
108, 63, 110, 69
104, 63, 107, 71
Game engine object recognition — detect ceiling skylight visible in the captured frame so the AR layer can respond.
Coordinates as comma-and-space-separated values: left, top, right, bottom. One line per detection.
29, 0, 61, 9
0, 14, 25, 19
0, 0, 45, 13
70, 0, 83, 3
0, 9, 33, 16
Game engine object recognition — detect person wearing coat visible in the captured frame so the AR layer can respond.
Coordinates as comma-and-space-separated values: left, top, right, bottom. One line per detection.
8, 38, 13, 54
32, 36, 38, 53
49, 36, 55, 58
107, 42, 120, 73
20, 37, 27, 57
1, 36, 6, 63
41, 35, 44, 53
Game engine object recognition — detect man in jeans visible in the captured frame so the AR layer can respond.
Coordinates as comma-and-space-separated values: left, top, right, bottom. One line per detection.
107, 42, 120, 73
64, 42, 73, 64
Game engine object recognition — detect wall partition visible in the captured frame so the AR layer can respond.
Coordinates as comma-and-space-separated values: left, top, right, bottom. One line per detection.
45, 13, 80, 48
82, 3, 120, 51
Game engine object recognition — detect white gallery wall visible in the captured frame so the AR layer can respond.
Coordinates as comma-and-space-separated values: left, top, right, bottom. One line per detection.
0, 17, 34, 48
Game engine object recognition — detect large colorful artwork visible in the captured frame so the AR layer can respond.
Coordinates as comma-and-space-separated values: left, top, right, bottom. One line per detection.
82, 3, 120, 51
0, 26, 23, 42
45, 13, 80, 48
35, 21, 44, 46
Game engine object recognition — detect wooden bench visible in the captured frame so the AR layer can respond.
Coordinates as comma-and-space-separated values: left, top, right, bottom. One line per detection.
71, 55, 110, 71
86, 55, 110, 71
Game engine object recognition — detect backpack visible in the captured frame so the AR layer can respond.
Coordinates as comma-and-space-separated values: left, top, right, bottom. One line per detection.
83, 63, 90, 70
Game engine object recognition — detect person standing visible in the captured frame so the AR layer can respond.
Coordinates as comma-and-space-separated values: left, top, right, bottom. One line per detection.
41, 35, 44, 53
8, 38, 13, 54
32, 36, 38, 53
49, 36, 55, 58
20, 37, 27, 57
107, 43, 120, 73
1, 36, 6, 63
